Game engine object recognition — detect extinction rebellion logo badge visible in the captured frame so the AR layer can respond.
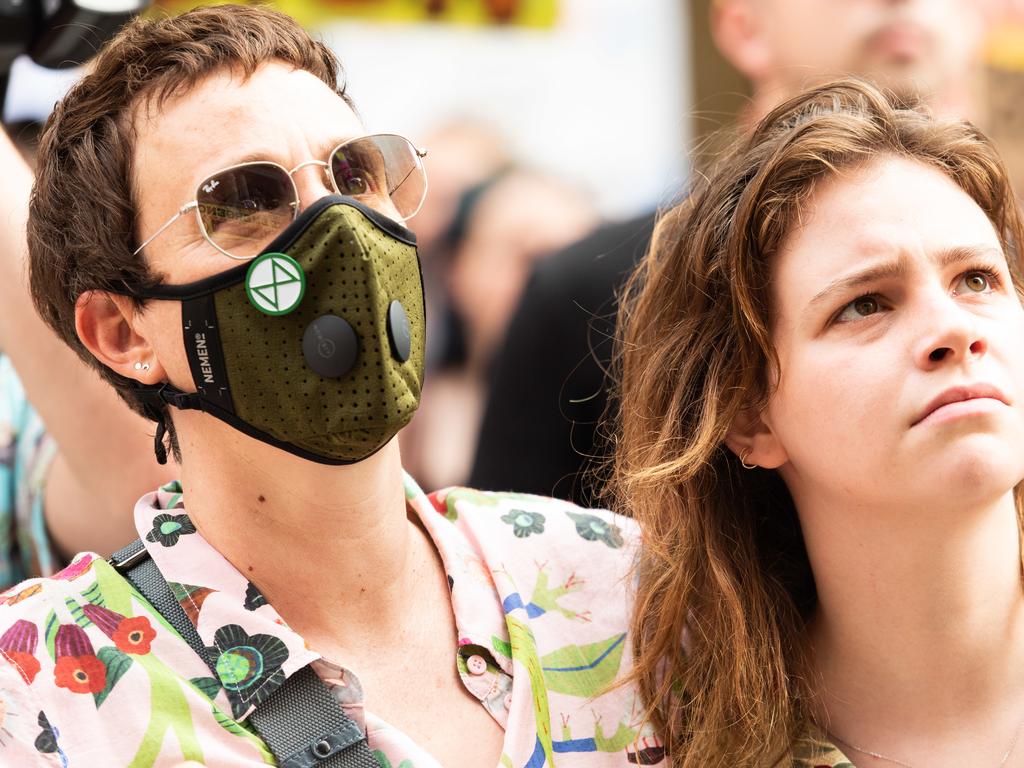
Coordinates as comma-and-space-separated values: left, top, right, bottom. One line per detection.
245, 252, 306, 316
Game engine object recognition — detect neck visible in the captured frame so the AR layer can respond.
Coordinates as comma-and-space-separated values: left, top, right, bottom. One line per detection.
802, 489, 1024, 753
174, 417, 425, 643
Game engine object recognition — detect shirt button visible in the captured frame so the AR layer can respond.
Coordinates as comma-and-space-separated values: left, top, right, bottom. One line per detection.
503, 693, 513, 710
466, 654, 487, 676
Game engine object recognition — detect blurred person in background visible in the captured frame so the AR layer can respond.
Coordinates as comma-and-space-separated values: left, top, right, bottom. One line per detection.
404, 119, 511, 371
0, 6, 656, 765
0, 123, 173, 589
470, 0, 996, 505
405, 166, 596, 489
398, 119, 514, 486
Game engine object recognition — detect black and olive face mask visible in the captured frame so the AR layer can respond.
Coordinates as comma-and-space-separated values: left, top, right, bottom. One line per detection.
129, 195, 426, 465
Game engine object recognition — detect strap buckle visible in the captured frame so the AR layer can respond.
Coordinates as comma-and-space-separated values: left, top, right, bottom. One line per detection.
107, 540, 150, 573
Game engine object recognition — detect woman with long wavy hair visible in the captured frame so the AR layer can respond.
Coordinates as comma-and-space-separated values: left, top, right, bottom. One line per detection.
610, 77, 1024, 767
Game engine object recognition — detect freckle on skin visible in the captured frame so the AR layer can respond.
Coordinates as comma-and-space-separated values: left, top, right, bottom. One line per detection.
258, 495, 266, 503
248, 566, 254, 572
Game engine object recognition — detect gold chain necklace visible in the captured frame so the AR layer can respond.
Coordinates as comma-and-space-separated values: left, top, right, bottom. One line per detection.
829, 718, 1024, 768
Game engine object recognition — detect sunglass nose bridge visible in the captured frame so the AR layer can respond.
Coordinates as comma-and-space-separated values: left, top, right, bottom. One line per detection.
287, 158, 330, 176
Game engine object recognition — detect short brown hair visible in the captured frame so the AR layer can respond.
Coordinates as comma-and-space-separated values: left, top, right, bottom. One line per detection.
27, 4, 353, 439
609, 78, 1024, 765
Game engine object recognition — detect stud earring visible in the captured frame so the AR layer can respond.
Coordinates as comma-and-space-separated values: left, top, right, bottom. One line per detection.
740, 449, 758, 470
133, 362, 150, 372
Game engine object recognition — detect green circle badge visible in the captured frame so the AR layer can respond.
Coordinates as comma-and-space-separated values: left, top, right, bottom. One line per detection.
245, 252, 306, 316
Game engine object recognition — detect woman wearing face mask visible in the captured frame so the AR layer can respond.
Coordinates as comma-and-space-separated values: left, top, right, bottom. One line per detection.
611, 78, 1024, 767
0, 6, 657, 767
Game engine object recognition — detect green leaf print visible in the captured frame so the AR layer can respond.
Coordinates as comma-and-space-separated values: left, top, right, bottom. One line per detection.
94, 646, 133, 708
372, 752, 415, 768
43, 609, 58, 662
594, 718, 639, 753
81, 580, 104, 606
213, 707, 256, 738
540, 633, 626, 697
506, 616, 554, 767
492, 635, 512, 660
65, 596, 93, 630
190, 676, 222, 700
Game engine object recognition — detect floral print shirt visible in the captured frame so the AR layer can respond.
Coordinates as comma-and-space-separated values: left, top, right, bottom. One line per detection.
0, 354, 57, 589
790, 724, 856, 767
0, 473, 663, 767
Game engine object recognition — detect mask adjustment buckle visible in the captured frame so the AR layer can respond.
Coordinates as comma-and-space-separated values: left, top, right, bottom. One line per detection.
154, 384, 203, 411
132, 382, 203, 411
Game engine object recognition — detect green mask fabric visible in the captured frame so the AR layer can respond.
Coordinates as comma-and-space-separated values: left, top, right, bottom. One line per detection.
130, 195, 425, 464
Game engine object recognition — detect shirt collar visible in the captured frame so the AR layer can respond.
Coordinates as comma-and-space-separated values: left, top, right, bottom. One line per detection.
134, 479, 319, 721
133, 472, 510, 721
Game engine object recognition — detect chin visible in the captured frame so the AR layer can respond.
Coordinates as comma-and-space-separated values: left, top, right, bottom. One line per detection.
923, 441, 1024, 507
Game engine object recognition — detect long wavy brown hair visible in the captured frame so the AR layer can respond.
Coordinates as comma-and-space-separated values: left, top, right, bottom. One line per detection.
607, 78, 1024, 766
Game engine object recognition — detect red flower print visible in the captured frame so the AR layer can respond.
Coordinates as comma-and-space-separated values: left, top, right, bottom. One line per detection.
82, 604, 156, 655
54, 654, 106, 694
0, 620, 40, 684
53, 555, 94, 581
428, 489, 449, 515
80, 604, 122, 637
2, 650, 40, 684
111, 616, 156, 655
52, 624, 105, 694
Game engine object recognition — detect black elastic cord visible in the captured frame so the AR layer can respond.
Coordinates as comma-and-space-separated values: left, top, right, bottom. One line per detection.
153, 417, 168, 465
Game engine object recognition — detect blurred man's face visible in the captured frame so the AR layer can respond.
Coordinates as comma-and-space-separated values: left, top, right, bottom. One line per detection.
719, 0, 985, 109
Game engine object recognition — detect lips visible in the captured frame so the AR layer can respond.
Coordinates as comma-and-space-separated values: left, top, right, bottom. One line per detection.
913, 384, 1010, 426
867, 20, 930, 61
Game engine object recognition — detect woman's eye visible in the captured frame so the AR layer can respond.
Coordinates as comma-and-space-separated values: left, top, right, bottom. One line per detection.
956, 270, 993, 294
835, 295, 881, 323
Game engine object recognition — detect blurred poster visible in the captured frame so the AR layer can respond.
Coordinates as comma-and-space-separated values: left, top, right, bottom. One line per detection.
983, 6, 1024, 194
152, 0, 558, 28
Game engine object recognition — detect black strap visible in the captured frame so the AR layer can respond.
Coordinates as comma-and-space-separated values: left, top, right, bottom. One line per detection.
109, 540, 379, 768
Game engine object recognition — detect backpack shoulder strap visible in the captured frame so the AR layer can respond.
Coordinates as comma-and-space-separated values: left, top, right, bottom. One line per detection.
109, 540, 379, 768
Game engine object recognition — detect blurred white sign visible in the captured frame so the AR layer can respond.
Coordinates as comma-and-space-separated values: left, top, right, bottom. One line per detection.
320, 0, 689, 217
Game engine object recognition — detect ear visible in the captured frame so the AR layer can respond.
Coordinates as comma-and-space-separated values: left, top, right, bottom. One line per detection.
724, 405, 788, 470
75, 291, 166, 385
711, 0, 775, 82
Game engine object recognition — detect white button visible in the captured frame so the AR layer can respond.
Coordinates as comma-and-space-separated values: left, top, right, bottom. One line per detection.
503, 693, 513, 710
466, 654, 487, 676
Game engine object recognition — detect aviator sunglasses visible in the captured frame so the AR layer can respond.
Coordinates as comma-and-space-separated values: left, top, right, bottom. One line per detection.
134, 133, 428, 261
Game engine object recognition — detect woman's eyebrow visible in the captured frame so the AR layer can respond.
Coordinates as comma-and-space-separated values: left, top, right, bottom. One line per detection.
807, 254, 909, 309
807, 244, 1003, 310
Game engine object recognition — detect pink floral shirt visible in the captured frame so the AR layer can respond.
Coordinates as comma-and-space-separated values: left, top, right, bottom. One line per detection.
0, 474, 663, 767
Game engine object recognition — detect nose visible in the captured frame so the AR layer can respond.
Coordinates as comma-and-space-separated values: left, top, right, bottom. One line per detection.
290, 161, 335, 211
913, 294, 988, 370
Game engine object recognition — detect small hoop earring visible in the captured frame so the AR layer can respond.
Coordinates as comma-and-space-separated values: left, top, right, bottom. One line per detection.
740, 450, 757, 470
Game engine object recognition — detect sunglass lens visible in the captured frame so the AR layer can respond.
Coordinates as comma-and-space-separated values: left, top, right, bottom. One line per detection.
196, 164, 296, 258
330, 135, 426, 221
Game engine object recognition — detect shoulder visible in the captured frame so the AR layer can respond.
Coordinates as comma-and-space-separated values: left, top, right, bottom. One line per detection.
0, 553, 107, 681
429, 485, 638, 556
427, 485, 639, 615
529, 212, 655, 294
425, 487, 662, 763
